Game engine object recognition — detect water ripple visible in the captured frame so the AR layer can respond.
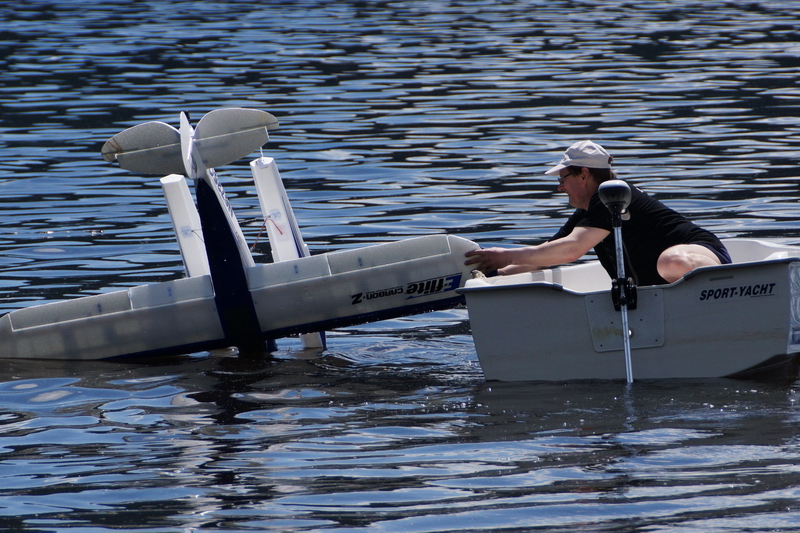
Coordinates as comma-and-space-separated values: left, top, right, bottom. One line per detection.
2, 0, 800, 531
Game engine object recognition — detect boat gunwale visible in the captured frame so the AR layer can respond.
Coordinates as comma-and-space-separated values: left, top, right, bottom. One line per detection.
457, 256, 800, 296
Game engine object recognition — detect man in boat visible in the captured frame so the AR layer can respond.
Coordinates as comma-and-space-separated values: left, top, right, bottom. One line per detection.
465, 140, 731, 285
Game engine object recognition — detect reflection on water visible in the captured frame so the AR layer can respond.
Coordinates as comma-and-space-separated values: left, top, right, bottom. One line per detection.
0, 356, 798, 531
1, 0, 800, 530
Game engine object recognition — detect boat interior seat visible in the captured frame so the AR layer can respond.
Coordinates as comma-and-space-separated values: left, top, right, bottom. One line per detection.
764, 251, 790, 260
473, 261, 612, 294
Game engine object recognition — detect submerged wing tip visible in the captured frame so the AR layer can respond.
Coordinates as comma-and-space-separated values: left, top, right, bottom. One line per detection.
100, 139, 121, 162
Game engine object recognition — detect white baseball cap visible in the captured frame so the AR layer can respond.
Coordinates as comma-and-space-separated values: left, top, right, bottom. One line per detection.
545, 140, 613, 175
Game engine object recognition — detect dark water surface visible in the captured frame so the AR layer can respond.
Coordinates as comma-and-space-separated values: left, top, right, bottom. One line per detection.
2, 0, 800, 531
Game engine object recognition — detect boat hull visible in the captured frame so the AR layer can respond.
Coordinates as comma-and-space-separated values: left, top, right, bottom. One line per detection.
460, 240, 800, 381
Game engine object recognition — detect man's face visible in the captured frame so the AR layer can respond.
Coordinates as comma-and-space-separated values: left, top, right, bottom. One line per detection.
557, 167, 594, 210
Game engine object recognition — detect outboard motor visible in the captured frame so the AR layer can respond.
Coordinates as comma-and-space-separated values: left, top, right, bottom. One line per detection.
598, 179, 636, 383
598, 179, 631, 219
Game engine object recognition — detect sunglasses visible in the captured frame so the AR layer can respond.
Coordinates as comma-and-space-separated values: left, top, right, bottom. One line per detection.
558, 170, 581, 186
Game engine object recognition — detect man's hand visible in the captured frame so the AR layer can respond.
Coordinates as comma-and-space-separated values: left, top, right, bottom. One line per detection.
464, 247, 512, 274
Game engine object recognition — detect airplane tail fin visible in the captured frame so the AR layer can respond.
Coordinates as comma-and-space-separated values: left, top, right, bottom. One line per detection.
101, 108, 279, 175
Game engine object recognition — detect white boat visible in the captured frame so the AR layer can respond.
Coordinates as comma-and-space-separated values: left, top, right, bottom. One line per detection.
0, 109, 477, 361
459, 238, 800, 381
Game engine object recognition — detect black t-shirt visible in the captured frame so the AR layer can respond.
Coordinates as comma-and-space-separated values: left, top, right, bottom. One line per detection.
550, 184, 725, 286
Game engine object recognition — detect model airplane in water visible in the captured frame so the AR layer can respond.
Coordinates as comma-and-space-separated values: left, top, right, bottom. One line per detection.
0, 108, 477, 360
